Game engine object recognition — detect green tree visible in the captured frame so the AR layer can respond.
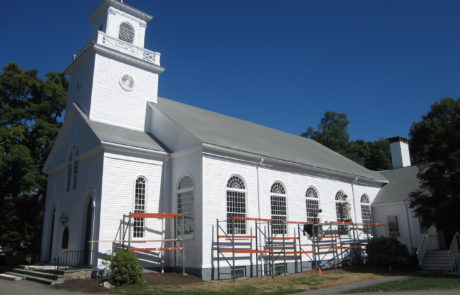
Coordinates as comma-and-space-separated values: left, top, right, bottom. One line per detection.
409, 98, 460, 244
0, 62, 67, 255
409, 97, 460, 164
302, 112, 392, 171
302, 111, 350, 155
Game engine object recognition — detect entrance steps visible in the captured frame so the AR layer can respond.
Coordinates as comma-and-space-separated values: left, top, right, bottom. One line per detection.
422, 250, 452, 272
0, 265, 92, 285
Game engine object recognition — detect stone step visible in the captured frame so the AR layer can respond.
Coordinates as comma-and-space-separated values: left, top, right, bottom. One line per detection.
12, 267, 61, 280
18, 264, 65, 275
3, 271, 60, 285
0, 273, 24, 281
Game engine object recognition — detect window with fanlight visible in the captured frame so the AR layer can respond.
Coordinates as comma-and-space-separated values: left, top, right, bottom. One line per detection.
133, 177, 146, 238
270, 182, 287, 235
177, 176, 194, 237
119, 22, 134, 43
360, 194, 372, 234
226, 176, 246, 234
305, 186, 320, 223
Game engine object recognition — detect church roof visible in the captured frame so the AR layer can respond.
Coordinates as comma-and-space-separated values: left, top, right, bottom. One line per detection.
76, 104, 167, 153
154, 97, 388, 183
374, 165, 420, 204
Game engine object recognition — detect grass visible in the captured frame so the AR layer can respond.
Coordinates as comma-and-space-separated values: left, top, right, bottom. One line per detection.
347, 276, 460, 293
110, 270, 384, 295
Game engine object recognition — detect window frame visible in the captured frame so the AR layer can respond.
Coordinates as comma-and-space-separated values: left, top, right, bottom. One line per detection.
387, 215, 400, 238
360, 194, 372, 234
177, 175, 194, 239
118, 22, 135, 44
133, 176, 147, 239
270, 181, 287, 235
305, 186, 320, 223
226, 175, 247, 235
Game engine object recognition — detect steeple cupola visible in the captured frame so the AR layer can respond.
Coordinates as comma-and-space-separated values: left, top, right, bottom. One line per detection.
88, 0, 151, 49
65, 0, 164, 131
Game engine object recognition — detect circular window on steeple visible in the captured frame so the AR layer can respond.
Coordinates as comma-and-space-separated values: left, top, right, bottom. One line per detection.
120, 74, 135, 91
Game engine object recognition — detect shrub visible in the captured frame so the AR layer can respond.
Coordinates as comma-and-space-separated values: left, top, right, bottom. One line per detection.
366, 237, 410, 270
110, 251, 143, 286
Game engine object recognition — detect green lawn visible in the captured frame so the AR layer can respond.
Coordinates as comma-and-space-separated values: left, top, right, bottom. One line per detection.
347, 276, 460, 293
110, 270, 382, 295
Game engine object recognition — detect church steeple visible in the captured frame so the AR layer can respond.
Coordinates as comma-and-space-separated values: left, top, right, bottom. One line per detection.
65, 0, 164, 131
88, 0, 152, 49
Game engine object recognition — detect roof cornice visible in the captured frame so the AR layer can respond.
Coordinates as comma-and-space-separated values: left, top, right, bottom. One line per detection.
202, 143, 388, 185
88, 0, 152, 23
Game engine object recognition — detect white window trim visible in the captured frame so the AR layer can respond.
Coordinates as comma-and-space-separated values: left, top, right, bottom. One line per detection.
118, 21, 135, 44
177, 175, 195, 240
305, 186, 320, 222
270, 181, 288, 235
226, 175, 247, 235
132, 176, 147, 239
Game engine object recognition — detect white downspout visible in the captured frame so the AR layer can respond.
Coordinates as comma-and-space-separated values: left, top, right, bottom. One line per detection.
351, 177, 358, 223
257, 157, 264, 276
90, 193, 96, 267
404, 200, 414, 253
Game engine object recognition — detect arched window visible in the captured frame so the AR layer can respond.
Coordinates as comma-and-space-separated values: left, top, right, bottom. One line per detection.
119, 22, 134, 43
226, 176, 246, 234
61, 227, 69, 249
360, 194, 372, 234
178, 176, 194, 236
66, 145, 79, 191
66, 150, 73, 192
305, 186, 320, 223
335, 191, 350, 234
133, 177, 146, 238
270, 181, 287, 234
72, 147, 79, 190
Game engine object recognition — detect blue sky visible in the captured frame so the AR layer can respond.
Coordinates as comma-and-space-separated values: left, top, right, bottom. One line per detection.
2, 0, 459, 141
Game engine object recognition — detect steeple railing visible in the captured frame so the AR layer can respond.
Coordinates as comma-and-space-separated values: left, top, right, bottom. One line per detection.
95, 31, 161, 65
73, 31, 161, 66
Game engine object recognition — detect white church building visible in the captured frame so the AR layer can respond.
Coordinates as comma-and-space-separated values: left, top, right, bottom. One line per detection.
41, 0, 433, 280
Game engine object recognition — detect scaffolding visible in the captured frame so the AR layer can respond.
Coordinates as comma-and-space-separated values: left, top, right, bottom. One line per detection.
214, 217, 385, 279
214, 217, 272, 280
115, 212, 186, 275
310, 221, 385, 271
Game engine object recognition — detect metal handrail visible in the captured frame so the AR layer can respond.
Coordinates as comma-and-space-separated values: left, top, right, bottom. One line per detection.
449, 233, 460, 272
416, 233, 429, 266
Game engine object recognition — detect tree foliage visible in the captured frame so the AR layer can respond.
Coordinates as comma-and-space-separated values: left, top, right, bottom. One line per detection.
409, 97, 460, 243
366, 237, 412, 269
409, 97, 460, 164
0, 62, 67, 254
110, 251, 143, 286
301, 112, 392, 171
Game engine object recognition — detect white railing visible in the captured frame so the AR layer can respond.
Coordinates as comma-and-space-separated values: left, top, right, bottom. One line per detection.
96, 31, 161, 66
449, 233, 460, 272
416, 233, 429, 266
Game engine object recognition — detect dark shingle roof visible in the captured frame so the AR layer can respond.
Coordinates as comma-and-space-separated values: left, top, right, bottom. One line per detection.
154, 97, 387, 182
374, 166, 420, 204
75, 104, 166, 153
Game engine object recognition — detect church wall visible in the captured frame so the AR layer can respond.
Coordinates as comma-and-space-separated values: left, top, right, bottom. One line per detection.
41, 151, 104, 264
90, 52, 158, 131
66, 54, 95, 116
372, 202, 413, 252
201, 154, 382, 274
169, 148, 203, 270
97, 152, 164, 268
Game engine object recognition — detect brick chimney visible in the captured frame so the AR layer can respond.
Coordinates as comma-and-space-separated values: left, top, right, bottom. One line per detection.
389, 136, 411, 169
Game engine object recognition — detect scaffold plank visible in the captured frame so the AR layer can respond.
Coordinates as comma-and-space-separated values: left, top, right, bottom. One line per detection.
231, 216, 272, 222
218, 235, 256, 239
128, 213, 184, 219
129, 247, 184, 251
283, 221, 314, 224
219, 249, 271, 254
